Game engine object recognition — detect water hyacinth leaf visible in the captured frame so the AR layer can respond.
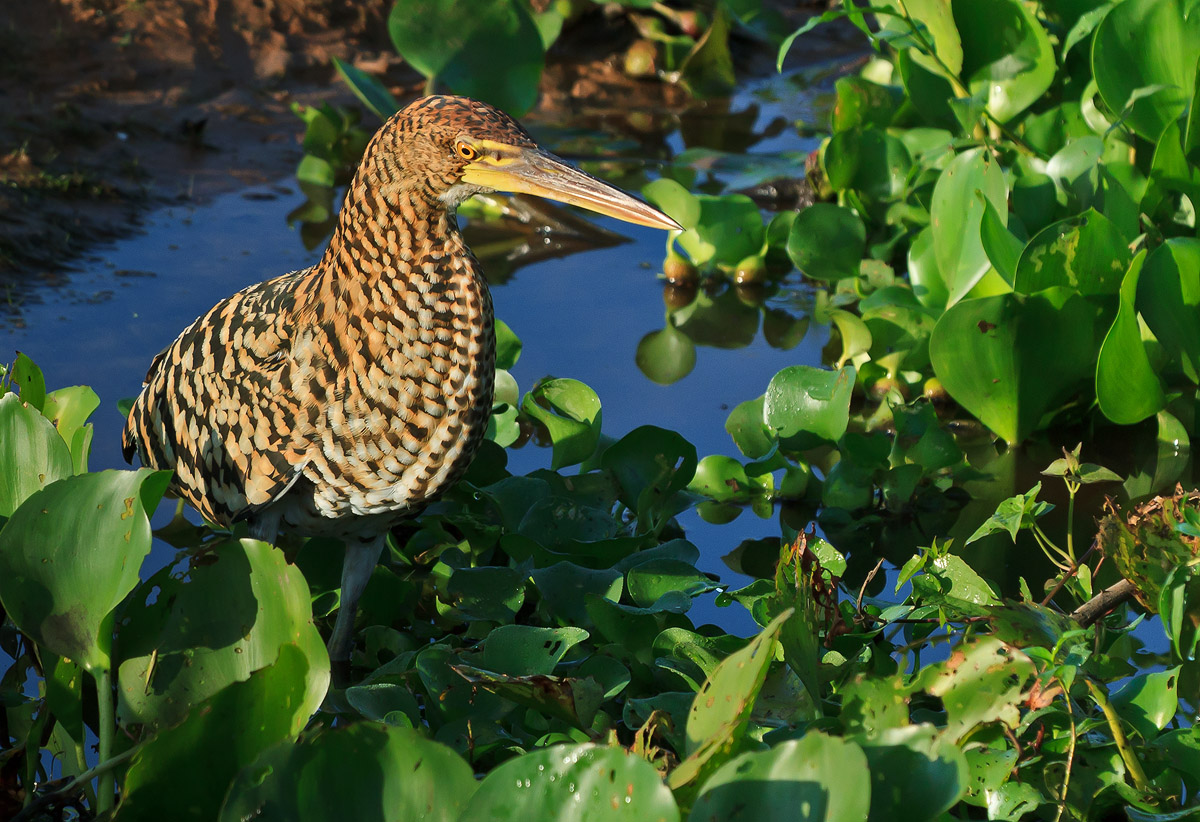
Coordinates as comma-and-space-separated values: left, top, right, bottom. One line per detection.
1092, 0, 1200, 141
477, 625, 588, 676
117, 645, 312, 821
689, 455, 754, 502
10, 352, 46, 411
764, 365, 855, 442
296, 154, 336, 188
952, 0, 1055, 122
873, 0, 963, 77
690, 732, 871, 821
908, 225, 949, 310
0, 392, 74, 517
931, 148, 1009, 305
831, 76, 903, 132
494, 318, 522, 370
1111, 668, 1181, 739
929, 292, 1096, 443
724, 395, 774, 459
387, 0, 543, 116
331, 56, 398, 121
1045, 135, 1102, 209
923, 637, 1035, 742
531, 562, 623, 627
860, 726, 969, 821
678, 4, 735, 98
1160, 565, 1200, 664
980, 199, 1025, 287
896, 48, 961, 132
787, 204, 864, 282
521, 378, 602, 470
219, 724, 475, 822
1137, 238, 1200, 383
1012, 209, 1129, 296
670, 610, 791, 788
1097, 250, 1165, 424
636, 325, 697, 385
676, 194, 764, 268
461, 743, 679, 821
642, 178, 701, 229
0, 468, 169, 675
447, 565, 526, 621
116, 539, 329, 731
42, 385, 99, 474
822, 127, 912, 204
600, 425, 697, 533
626, 559, 717, 608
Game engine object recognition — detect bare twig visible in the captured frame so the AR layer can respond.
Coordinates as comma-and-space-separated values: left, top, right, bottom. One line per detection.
1069, 579, 1137, 627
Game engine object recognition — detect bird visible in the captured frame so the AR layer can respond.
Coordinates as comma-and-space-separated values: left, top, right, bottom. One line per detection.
121, 94, 680, 665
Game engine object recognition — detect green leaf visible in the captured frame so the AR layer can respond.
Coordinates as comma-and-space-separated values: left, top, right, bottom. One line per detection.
860, 726, 969, 821
296, 154, 335, 188
531, 562, 623, 627
601, 425, 697, 534
669, 610, 791, 789
117, 645, 313, 821
1092, 0, 1200, 141
43, 385, 100, 474
724, 396, 774, 459
691, 732, 872, 821
676, 194, 765, 268
966, 483, 1054, 544
331, 56, 398, 121
642, 178, 701, 229
822, 127, 912, 205
10, 352, 45, 411
980, 199, 1025, 287
0, 468, 170, 674
220, 724, 475, 822
0, 392, 74, 517
1137, 238, 1200, 383
930, 148, 1010, 305
1112, 668, 1181, 739
387, 0, 544, 116
923, 637, 1035, 742
679, 4, 735, 98
953, 0, 1055, 122
763, 365, 855, 443
874, 0, 963, 77
929, 292, 1097, 443
1097, 250, 1166, 424
461, 743, 679, 820
1012, 209, 1130, 296
116, 539, 329, 731
521, 378, 602, 470
478, 625, 588, 676
495, 318, 522, 370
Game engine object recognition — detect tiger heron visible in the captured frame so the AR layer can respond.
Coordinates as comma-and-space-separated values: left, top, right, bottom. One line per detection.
122, 95, 680, 663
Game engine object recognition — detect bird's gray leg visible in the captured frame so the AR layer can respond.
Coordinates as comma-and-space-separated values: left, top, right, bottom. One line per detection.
327, 534, 386, 663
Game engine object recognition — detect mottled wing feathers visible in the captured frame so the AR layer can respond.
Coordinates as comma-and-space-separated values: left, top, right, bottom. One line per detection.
122, 269, 314, 526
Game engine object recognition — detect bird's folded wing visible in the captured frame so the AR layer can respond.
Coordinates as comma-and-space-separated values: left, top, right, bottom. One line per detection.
122, 271, 314, 526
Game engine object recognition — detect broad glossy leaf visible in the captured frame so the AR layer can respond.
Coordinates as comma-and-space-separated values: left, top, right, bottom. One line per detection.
1137, 238, 1200, 382
117, 646, 312, 821
642, 178, 701, 229
929, 292, 1097, 443
831, 76, 903, 132
1112, 668, 1180, 739
531, 562, 623, 627
1092, 0, 1200, 141
521, 378, 602, 470
931, 148, 1009, 305
822, 128, 912, 204
676, 194, 765, 268
764, 365, 855, 442
1012, 209, 1129, 296
387, 0, 544, 115
874, 0, 963, 77
10, 352, 45, 411
724, 396, 773, 459
923, 637, 1035, 742
478, 625, 588, 676
860, 725, 968, 821
678, 4, 735, 98
0, 392, 74, 517
908, 226, 949, 310
953, 0, 1055, 122
1097, 250, 1165, 424
42, 385, 99, 474
0, 468, 169, 674
461, 743, 679, 821
331, 56, 398, 121
116, 539, 329, 731
670, 610, 790, 788
495, 318, 522, 370
220, 724, 475, 822
980, 199, 1025, 287
451, 664, 605, 728
691, 732, 871, 821
626, 559, 717, 608
600, 425, 697, 534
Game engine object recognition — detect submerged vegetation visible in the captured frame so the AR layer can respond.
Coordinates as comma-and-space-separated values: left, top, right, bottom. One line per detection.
3, 0, 1200, 819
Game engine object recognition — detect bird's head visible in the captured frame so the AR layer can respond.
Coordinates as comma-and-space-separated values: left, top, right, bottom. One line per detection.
367, 95, 680, 231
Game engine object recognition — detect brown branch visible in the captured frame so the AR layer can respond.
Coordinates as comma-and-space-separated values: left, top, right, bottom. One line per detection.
1069, 579, 1137, 627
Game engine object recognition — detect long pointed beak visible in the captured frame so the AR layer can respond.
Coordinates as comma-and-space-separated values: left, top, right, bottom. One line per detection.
461, 148, 681, 231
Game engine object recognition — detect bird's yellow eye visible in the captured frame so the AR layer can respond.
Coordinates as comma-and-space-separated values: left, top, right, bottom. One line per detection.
455, 142, 478, 161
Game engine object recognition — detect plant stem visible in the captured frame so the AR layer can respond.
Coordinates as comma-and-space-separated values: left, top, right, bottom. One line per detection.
95, 667, 115, 814
11, 746, 137, 822
1086, 678, 1151, 792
